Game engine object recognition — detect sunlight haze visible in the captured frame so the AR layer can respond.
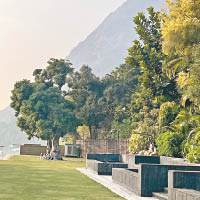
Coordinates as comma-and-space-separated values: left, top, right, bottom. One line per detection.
0, 0, 126, 110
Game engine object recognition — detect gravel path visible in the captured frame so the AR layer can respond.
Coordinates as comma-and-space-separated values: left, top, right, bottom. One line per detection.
76, 168, 158, 200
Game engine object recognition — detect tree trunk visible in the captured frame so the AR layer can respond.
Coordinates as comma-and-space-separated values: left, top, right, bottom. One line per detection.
50, 135, 62, 160
46, 140, 52, 154
94, 128, 98, 140
89, 125, 93, 140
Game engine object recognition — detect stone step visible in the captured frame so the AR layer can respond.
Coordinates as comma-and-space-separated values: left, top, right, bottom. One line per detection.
164, 187, 168, 193
152, 192, 168, 200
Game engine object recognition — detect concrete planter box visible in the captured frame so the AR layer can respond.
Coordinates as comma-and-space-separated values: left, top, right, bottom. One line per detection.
87, 153, 122, 162
112, 168, 140, 195
168, 170, 200, 200
112, 163, 200, 197
86, 159, 128, 175
121, 155, 160, 169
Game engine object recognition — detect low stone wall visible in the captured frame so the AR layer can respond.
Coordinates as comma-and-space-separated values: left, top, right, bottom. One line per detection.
20, 144, 65, 156
86, 159, 128, 175
168, 170, 200, 200
140, 164, 200, 196
112, 168, 140, 195
168, 188, 200, 200
76, 140, 129, 158
87, 159, 99, 173
111, 163, 200, 197
160, 156, 189, 165
121, 154, 190, 166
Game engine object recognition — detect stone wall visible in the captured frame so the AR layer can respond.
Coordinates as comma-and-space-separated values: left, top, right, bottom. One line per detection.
168, 170, 200, 200
121, 154, 160, 168
140, 164, 200, 196
76, 139, 129, 158
87, 159, 128, 175
168, 188, 200, 200
160, 156, 189, 165
112, 168, 140, 195
87, 153, 121, 162
168, 170, 200, 199
112, 163, 200, 197
20, 144, 65, 156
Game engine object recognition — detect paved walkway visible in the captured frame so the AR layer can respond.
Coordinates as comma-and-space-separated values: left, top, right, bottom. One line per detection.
76, 168, 158, 200
0, 154, 13, 160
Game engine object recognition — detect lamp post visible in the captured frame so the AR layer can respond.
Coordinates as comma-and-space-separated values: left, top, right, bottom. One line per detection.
110, 129, 120, 140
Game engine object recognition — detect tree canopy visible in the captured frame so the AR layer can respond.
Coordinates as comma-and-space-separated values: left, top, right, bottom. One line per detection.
11, 59, 79, 160
10, 1, 200, 162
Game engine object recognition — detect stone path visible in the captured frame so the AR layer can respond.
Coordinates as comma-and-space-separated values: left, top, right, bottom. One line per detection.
76, 168, 158, 200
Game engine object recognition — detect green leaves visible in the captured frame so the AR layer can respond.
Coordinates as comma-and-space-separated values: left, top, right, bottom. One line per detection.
33, 58, 73, 90
156, 131, 184, 157
10, 59, 80, 149
10, 79, 34, 117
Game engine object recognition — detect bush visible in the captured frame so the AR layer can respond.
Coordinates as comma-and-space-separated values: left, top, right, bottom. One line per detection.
129, 134, 148, 153
156, 131, 184, 157
158, 101, 178, 128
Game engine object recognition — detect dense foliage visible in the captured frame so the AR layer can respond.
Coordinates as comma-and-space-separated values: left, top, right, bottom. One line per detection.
11, 0, 200, 162
11, 59, 79, 159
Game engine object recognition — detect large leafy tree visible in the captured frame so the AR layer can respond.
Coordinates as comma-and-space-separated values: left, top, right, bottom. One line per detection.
33, 58, 73, 90
68, 65, 104, 139
162, 0, 200, 57
98, 63, 139, 138
160, 0, 200, 161
127, 7, 177, 101
10, 59, 79, 159
127, 7, 179, 151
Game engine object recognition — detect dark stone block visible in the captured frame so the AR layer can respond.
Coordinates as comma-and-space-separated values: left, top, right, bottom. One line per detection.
86, 159, 128, 175
168, 170, 200, 192
140, 164, 200, 197
98, 162, 128, 175
134, 155, 160, 164
112, 163, 200, 197
87, 153, 121, 162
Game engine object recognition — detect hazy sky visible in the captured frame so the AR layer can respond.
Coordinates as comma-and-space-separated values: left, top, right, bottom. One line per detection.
0, 0, 126, 110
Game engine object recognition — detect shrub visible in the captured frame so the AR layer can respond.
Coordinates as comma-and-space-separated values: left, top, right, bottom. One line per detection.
158, 101, 178, 128
129, 134, 148, 153
156, 131, 184, 157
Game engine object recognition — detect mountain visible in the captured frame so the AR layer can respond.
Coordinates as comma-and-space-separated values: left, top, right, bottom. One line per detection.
0, 107, 45, 147
66, 0, 165, 77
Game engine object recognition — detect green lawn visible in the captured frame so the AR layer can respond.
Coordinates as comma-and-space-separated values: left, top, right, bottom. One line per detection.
0, 156, 124, 200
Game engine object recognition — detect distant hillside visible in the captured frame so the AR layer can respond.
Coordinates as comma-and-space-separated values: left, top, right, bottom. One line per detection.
66, 0, 165, 77
0, 107, 45, 146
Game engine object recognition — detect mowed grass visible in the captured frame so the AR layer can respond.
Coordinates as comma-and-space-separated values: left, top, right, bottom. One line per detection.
0, 156, 124, 200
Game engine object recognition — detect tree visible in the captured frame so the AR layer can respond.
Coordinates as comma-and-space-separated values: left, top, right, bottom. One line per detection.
33, 58, 73, 90
161, 1, 200, 162
162, 0, 200, 57
10, 79, 34, 117
10, 59, 79, 160
68, 65, 104, 139
77, 125, 90, 140
97, 63, 139, 137
126, 7, 178, 150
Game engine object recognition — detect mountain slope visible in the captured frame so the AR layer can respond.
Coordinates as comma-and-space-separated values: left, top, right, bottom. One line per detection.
66, 0, 165, 77
0, 107, 45, 146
